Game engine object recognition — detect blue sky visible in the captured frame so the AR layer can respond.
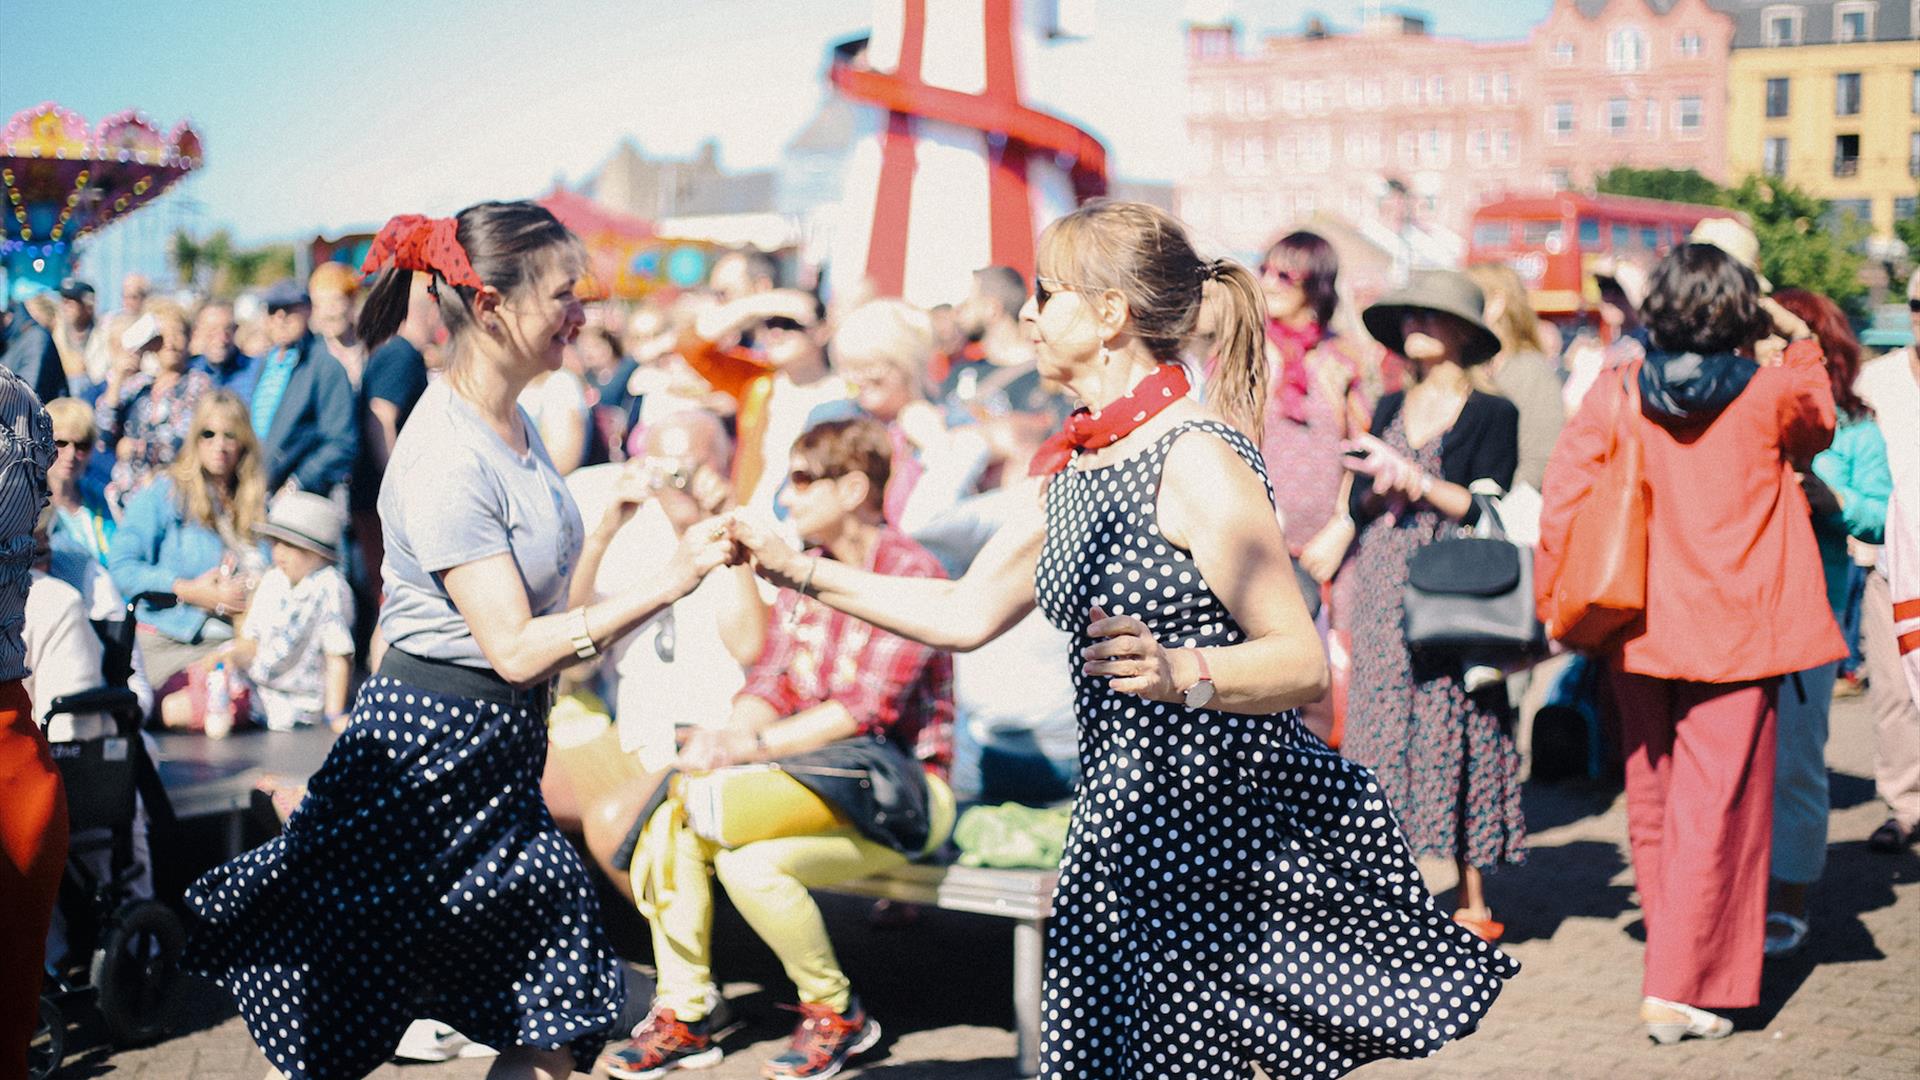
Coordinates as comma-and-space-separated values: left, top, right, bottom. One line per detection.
2, 0, 1551, 245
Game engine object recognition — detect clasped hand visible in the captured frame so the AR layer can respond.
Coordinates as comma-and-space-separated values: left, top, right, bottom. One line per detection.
1341, 433, 1426, 502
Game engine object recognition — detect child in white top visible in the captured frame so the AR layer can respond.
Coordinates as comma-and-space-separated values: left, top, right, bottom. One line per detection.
223, 492, 354, 731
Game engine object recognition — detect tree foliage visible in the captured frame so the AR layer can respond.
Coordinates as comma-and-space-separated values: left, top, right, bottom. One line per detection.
1594, 168, 1868, 315
169, 229, 298, 298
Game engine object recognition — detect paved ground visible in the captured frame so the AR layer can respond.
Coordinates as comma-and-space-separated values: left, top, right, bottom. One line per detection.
50, 695, 1919, 1079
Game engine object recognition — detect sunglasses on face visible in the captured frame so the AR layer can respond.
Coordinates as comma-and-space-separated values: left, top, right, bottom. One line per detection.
762, 315, 809, 334
200, 429, 242, 442
787, 468, 839, 489
1262, 264, 1305, 286
53, 438, 89, 452
1909, 298, 1920, 313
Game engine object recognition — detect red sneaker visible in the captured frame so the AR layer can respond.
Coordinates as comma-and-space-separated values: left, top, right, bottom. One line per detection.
601, 1002, 730, 1079
761, 998, 882, 1079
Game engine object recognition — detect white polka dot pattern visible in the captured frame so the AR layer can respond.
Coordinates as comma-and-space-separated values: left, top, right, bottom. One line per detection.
183, 675, 626, 1079
1031, 420, 1519, 1078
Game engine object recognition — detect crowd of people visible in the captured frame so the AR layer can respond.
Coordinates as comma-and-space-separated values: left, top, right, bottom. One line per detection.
0, 192, 1916, 1080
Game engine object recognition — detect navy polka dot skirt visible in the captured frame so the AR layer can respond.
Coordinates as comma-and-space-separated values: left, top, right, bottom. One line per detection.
1032, 421, 1519, 1078
184, 674, 626, 1079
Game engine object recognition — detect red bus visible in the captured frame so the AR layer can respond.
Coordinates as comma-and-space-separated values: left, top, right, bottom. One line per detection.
1467, 192, 1739, 320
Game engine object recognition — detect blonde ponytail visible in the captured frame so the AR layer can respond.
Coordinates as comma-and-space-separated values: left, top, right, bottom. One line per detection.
1199, 260, 1269, 443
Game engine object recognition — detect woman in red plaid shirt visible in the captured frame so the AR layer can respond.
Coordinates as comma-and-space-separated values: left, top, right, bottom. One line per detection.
603, 417, 955, 1080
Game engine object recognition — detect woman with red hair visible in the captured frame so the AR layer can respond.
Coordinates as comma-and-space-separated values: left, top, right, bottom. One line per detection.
1761, 288, 1891, 957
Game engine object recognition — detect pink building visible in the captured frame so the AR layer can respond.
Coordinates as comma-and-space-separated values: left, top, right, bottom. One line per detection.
1179, 0, 1735, 260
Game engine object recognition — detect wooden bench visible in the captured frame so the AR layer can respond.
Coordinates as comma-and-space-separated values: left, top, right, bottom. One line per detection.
819, 863, 1056, 1078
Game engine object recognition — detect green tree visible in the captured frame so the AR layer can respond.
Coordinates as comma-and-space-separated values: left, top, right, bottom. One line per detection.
1595, 167, 1868, 315
1593, 166, 1724, 207
1895, 191, 1920, 262
170, 230, 202, 288
1722, 176, 1867, 315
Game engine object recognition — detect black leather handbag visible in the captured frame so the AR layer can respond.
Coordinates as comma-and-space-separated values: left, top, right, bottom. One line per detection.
1403, 497, 1546, 659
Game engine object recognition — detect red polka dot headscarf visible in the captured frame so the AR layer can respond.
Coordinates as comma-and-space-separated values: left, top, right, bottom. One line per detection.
360, 214, 485, 290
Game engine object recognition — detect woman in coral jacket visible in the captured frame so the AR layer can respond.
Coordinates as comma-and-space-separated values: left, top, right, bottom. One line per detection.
1537, 243, 1845, 1045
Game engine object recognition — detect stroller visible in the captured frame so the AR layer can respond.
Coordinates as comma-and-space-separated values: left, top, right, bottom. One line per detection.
30, 593, 185, 1080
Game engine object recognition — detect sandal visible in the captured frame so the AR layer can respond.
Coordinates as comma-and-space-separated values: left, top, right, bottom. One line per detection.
1763, 911, 1809, 958
1642, 996, 1733, 1045
1452, 910, 1505, 943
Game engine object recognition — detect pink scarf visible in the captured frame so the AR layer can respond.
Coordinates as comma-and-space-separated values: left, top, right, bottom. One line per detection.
1267, 319, 1326, 425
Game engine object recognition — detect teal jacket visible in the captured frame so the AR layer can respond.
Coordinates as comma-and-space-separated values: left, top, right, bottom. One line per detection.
1810, 414, 1890, 614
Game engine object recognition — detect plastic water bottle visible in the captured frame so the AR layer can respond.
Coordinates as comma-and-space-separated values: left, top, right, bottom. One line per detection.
204, 662, 234, 740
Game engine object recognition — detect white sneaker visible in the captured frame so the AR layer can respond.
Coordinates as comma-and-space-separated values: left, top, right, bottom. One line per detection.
393, 1019, 499, 1062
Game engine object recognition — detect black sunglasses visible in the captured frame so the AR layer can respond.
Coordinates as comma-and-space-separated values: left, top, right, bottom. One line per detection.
1909, 299, 1920, 313
787, 468, 839, 489
762, 315, 809, 333
53, 438, 88, 451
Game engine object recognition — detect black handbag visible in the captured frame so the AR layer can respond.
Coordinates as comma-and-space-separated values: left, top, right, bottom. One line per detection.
1403, 497, 1546, 659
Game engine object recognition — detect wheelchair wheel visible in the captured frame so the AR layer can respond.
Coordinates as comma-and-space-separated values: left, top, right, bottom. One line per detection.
29, 995, 64, 1080
90, 900, 185, 1048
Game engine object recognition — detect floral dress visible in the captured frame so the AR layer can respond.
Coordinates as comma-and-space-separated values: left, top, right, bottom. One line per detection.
1343, 410, 1526, 870
97, 368, 214, 506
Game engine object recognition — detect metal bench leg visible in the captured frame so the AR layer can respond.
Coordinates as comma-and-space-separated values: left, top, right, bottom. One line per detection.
1014, 917, 1044, 1077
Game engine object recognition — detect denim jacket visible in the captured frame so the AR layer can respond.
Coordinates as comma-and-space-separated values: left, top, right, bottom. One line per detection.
107, 476, 262, 643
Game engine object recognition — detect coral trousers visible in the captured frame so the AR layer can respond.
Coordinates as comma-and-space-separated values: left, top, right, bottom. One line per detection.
1612, 672, 1777, 1009
0, 681, 61, 1080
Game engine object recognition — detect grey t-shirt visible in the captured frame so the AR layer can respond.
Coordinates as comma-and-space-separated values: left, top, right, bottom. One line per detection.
378, 381, 584, 668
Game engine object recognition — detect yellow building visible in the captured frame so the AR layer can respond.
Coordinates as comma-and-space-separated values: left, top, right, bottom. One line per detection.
1725, 1, 1920, 239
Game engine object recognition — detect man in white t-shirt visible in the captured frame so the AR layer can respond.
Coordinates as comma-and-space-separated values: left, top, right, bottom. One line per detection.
567, 410, 766, 770
1855, 269, 1920, 852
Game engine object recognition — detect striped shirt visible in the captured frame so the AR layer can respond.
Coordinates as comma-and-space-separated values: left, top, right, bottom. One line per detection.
0, 364, 55, 682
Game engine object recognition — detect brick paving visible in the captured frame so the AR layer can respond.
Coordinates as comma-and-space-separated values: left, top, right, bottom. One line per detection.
60, 696, 1918, 1079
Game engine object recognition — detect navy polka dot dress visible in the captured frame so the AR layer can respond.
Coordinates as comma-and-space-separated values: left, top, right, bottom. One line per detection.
184, 676, 626, 1079
1032, 420, 1519, 1079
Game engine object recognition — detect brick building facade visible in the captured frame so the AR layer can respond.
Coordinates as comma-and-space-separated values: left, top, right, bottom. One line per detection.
1179, 0, 1735, 257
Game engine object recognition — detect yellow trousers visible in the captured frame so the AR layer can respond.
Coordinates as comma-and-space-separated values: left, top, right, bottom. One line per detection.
633, 776, 953, 1021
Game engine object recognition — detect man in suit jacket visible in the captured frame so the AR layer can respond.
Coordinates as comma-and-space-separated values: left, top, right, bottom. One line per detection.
252, 281, 356, 496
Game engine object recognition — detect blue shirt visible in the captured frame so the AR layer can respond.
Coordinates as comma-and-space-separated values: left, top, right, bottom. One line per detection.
251, 346, 300, 439
106, 476, 267, 644
191, 348, 261, 403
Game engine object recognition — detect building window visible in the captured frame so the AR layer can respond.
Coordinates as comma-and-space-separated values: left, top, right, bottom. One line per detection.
1305, 81, 1328, 111
1281, 80, 1303, 113
1245, 85, 1267, 117
1422, 129, 1451, 166
1553, 40, 1574, 64
1911, 70, 1919, 113
1836, 72, 1862, 116
1579, 219, 1602, 247
1608, 98, 1631, 135
1766, 78, 1791, 118
1345, 78, 1365, 108
1835, 2, 1874, 43
1763, 6, 1803, 47
1549, 168, 1572, 191
1429, 76, 1447, 104
1675, 96, 1703, 135
1471, 73, 1490, 103
1244, 136, 1267, 174
1608, 27, 1650, 73
1834, 133, 1861, 176
1677, 31, 1703, 57
1910, 131, 1920, 176
1896, 196, 1917, 222
1403, 76, 1423, 105
1494, 73, 1514, 103
1551, 101, 1576, 140
1764, 136, 1790, 176
1826, 198, 1871, 230
1497, 129, 1515, 162
1364, 79, 1385, 107
1469, 130, 1491, 164
1398, 132, 1418, 166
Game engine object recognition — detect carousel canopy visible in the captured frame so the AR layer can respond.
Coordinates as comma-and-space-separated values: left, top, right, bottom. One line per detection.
2, 102, 203, 289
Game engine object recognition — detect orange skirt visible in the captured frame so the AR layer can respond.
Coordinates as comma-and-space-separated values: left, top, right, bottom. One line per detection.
0, 679, 64, 1080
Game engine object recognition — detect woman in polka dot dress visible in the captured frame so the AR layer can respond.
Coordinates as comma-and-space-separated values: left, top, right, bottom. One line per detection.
183, 203, 737, 1080
732, 201, 1517, 1079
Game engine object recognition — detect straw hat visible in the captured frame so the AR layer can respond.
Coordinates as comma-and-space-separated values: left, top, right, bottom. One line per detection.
1361, 270, 1504, 365
1688, 217, 1771, 293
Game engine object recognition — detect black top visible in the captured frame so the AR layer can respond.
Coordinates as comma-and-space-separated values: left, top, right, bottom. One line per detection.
351, 336, 431, 511
1349, 390, 1518, 528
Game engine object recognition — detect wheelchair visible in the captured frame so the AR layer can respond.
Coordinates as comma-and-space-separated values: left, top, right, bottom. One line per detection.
31, 592, 185, 1080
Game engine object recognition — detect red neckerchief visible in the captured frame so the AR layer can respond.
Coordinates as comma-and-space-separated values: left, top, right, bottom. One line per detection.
1267, 319, 1325, 425
1028, 363, 1191, 476
360, 214, 485, 290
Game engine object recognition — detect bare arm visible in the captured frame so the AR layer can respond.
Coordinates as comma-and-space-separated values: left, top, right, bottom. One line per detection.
1086, 433, 1329, 715
730, 481, 1046, 653
443, 520, 735, 686
365, 399, 403, 475
323, 653, 352, 718
677, 699, 861, 772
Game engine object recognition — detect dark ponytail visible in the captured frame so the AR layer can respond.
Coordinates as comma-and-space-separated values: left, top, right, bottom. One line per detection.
354, 200, 582, 352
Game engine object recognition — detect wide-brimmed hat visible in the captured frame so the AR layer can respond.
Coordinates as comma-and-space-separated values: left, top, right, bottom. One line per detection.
256, 491, 343, 561
1362, 271, 1503, 366
1688, 217, 1771, 293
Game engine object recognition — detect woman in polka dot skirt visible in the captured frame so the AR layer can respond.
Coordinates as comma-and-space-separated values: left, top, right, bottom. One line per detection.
732, 200, 1518, 1079
183, 202, 737, 1080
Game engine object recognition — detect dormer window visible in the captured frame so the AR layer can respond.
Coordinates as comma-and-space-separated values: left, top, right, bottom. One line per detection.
1763, 6, 1804, 47
1608, 27, 1650, 73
